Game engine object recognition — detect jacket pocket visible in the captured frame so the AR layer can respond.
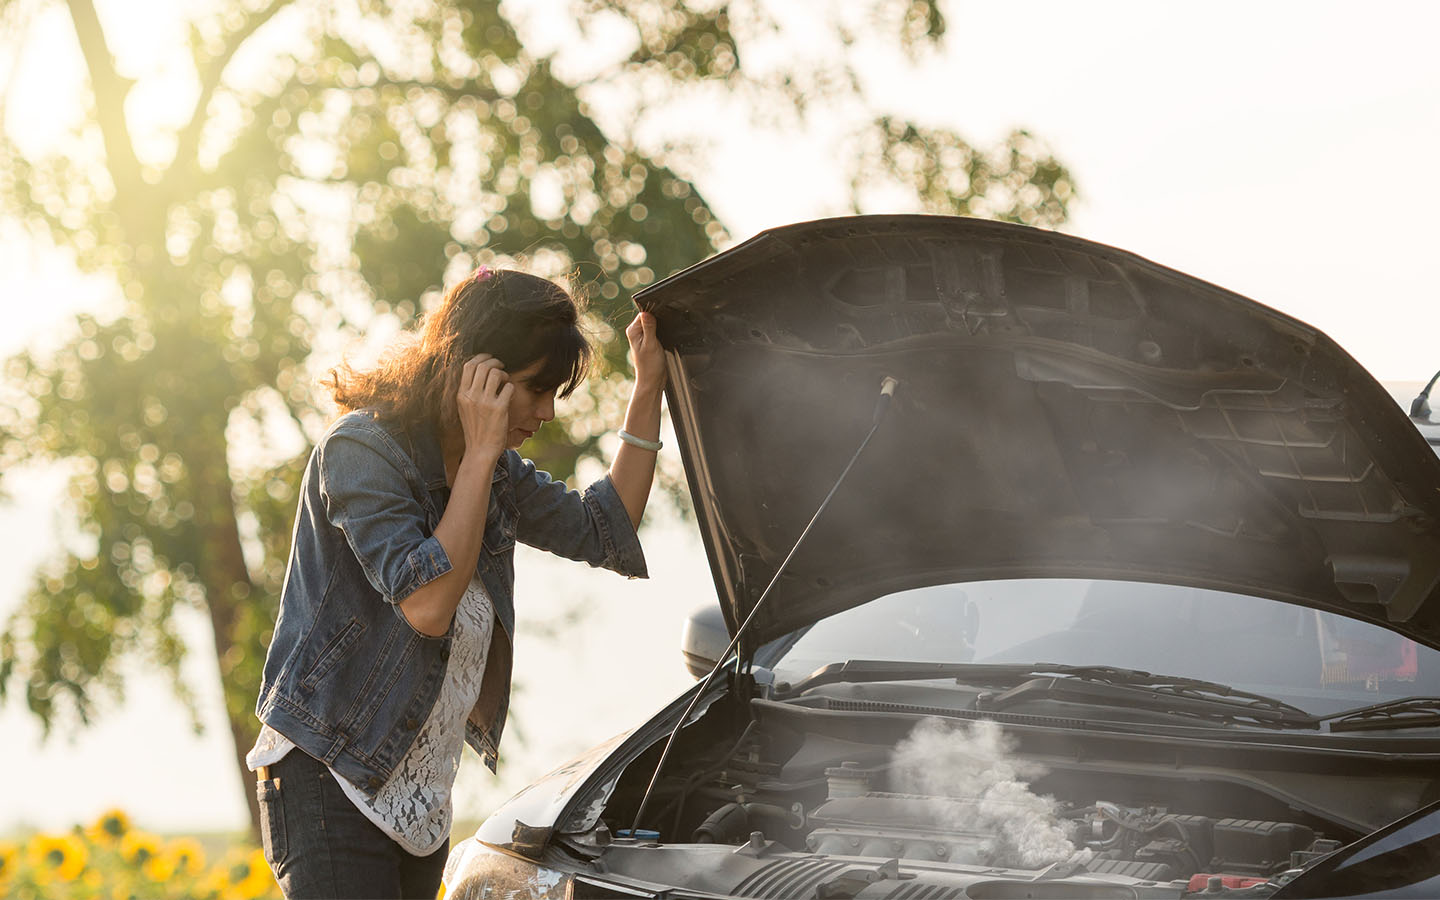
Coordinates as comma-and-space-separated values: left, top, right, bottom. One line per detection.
299, 618, 365, 692
483, 525, 516, 556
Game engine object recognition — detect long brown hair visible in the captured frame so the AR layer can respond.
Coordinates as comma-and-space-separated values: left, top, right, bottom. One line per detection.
326, 269, 592, 431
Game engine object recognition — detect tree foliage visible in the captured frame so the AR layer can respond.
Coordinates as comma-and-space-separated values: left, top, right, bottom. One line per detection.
0, 0, 1075, 835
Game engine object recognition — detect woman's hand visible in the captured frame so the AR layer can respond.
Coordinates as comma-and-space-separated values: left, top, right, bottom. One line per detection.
457, 354, 512, 467
626, 311, 667, 392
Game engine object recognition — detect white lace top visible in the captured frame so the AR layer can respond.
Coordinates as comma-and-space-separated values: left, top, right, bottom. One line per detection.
248, 576, 495, 856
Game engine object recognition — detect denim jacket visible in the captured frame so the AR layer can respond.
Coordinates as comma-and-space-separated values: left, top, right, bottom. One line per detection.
254, 410, 646, 798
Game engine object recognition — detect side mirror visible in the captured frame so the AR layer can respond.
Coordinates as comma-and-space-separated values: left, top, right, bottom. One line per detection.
680, 603, 730, 679
1411, 369, 1440, 422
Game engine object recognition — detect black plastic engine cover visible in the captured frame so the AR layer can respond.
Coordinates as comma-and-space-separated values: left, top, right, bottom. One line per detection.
1133, 814, 1315, 877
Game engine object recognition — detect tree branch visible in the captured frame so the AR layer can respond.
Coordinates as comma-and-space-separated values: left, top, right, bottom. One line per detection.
64, 0, 142, 196
169, 0, 293, 186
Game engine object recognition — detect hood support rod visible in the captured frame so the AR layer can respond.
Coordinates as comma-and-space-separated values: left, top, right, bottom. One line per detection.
629, 376, 901, 837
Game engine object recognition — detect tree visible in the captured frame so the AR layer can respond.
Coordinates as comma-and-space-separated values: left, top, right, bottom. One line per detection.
0, 0, 1075, 837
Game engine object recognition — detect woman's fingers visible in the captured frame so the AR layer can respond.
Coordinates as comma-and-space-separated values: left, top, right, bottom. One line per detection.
627, 311, 657, 349
461, 355, 504, 394
632, 312, 662, 357
627, 311, 667, 390
481, 363, 510, 398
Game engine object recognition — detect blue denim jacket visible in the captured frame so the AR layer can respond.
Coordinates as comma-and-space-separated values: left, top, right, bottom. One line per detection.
254, 410, 646, 797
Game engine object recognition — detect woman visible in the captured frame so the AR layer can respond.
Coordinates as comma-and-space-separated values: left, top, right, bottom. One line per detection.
246, 266, 665, 898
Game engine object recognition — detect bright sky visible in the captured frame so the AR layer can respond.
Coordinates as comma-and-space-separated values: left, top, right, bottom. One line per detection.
2, 1, 1439, 834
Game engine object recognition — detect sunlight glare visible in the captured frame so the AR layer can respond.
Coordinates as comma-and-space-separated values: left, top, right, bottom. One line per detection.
3, 6, 86, 157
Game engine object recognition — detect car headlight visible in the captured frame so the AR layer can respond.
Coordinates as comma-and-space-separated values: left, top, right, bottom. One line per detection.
443, 839, 569, 900
444, 839, 669, 900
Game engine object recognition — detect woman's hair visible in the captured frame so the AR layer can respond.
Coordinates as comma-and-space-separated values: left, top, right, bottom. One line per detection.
326, 268, 592, 430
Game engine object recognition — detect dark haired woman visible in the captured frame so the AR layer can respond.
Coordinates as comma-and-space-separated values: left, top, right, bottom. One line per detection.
246, 267, 665, 898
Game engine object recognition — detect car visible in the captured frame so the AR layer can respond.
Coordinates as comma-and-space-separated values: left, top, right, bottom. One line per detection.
443, 215, 1440, 899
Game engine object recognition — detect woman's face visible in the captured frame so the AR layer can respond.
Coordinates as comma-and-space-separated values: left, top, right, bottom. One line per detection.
504, 359, 558, 448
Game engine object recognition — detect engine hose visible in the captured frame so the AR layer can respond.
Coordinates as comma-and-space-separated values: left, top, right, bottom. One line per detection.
692, 803, 749, 844
691, 801, 804, 844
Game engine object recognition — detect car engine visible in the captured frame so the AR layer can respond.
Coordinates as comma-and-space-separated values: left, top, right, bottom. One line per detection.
649, 756, 1341, 887
566, 692, 1436, 899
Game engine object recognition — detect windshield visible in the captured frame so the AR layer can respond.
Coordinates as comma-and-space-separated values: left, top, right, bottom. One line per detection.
770, 579, 1440, 716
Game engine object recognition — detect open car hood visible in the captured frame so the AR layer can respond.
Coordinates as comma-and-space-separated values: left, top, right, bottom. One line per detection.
634, 216, 1440, 651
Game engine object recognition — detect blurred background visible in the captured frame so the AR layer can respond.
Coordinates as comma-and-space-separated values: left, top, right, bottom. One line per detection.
0, 0, 1436, 869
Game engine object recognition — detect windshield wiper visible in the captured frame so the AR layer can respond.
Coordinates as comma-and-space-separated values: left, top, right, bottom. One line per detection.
778, 659, 1009, 695
975, 666, 1316, 729
1321, 697, 1440, 733
779, 660, 1317, 728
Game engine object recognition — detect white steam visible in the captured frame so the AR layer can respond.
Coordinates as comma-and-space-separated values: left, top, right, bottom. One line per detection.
889, 718, 1075, 869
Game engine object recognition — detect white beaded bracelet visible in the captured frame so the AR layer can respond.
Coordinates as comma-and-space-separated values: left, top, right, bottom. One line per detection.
618, 429, 662, 451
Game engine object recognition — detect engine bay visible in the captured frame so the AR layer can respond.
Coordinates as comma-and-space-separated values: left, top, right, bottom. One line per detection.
564, 686, 1440, 898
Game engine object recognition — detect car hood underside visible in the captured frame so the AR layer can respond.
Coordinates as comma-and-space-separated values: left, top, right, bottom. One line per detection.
633, 216, 1440, 650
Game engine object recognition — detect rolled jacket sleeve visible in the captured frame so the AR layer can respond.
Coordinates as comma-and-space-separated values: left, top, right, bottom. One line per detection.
318, 422, 454, 604
508, 452, 648, 578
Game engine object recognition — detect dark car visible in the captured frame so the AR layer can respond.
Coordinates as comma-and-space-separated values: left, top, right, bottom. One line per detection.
444, 216, 1440, 899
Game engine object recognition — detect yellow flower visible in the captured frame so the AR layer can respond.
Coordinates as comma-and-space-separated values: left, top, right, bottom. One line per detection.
143, 852, 176, 882
0, 840, 19, 884
85, 809, 132, 846
27, 831, 89, 882
233, 847, 277, 900
162, 836, 207, 877
119, 829, 160, 866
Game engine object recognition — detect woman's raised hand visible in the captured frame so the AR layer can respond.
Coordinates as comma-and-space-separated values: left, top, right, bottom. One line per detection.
457, 354, 512, 465
626, 311, 667, 392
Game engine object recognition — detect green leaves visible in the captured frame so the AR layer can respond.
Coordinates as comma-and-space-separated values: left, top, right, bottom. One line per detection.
849, 120, 1074, 226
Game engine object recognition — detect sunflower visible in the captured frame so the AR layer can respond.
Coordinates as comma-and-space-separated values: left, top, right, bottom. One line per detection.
230, 847, 278, 900
27, 832, 89, 883
85, 809, 132, 846
119, 830, 160, 866
161, 836, 206, 877
142, 852, 176, 882
0, 841, 19, 885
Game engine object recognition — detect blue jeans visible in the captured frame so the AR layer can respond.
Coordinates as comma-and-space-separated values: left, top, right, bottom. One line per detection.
257, 749, 447, 899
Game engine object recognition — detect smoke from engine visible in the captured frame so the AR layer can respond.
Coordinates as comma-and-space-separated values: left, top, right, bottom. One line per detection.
890, 718, 1075, 869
